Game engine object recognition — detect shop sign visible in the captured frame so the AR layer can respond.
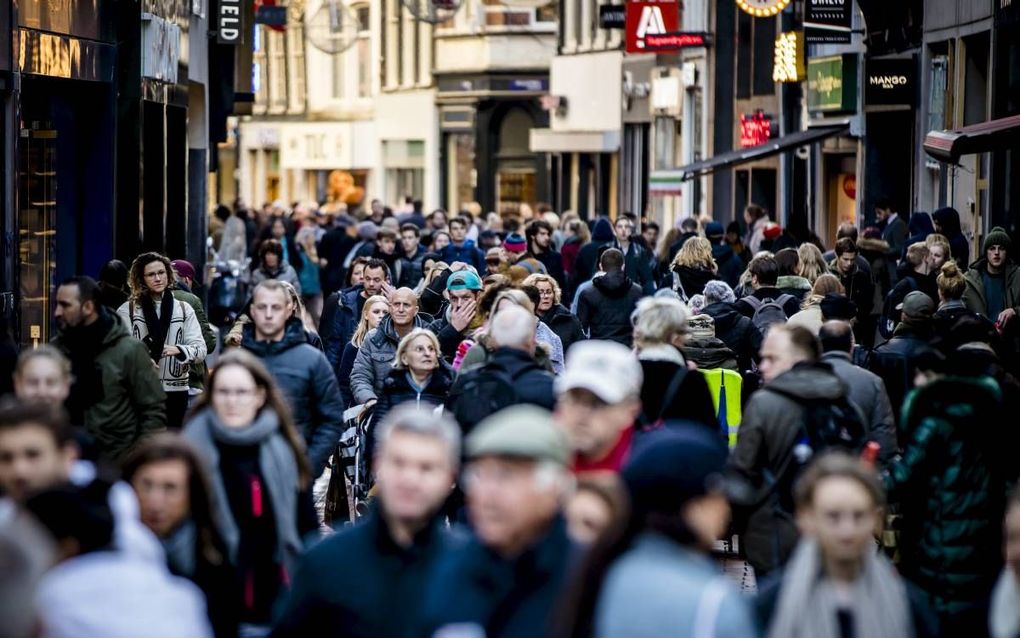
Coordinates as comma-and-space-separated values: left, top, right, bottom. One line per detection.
773, 31, 805, 83
736, 0, 792, 18
255, 5, 287, 27
599, 5, 626, 29
865, 58, 915, 107
641, 32, 711, 51
805, 0, 851, 44
740, 110, 775, 148
807, 54, 858, 113
218, 0, 244, 44
281, 125, 352, 170
625, 0, 680, 53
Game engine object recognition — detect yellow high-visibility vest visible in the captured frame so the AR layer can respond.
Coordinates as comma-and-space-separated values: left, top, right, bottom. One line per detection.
700, 368, 743, 448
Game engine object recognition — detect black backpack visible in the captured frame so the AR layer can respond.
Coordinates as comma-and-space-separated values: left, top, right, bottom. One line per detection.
765, 389, 867, 513
446, 361, 522, 436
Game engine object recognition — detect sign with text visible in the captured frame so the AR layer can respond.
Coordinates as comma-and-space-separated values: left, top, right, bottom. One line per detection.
642, 31, 711, 51
807, 54, 858, 113
218, 0, 243, 44
599, 5, 626, 29
740, 110, 775, 148
625, 0, 680, 53
865, 58, 916, 107
773, 31, 805, 83
805, 0, 852, 44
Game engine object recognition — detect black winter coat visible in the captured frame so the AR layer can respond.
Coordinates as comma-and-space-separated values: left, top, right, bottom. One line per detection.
638, 358, 717, 429
540, 304, 585, 355
240, 319, 345, 471
703, 302, 763, 371
375, 365, 456, 429
487, 347, 556, 411
321, 285, 365, 370
868, 323, 935, 428
712, 243, 744, 289
659, 265, 717, 298
577, 272, 643, 347
273, 512, 461, 638
533, 250, 567, 288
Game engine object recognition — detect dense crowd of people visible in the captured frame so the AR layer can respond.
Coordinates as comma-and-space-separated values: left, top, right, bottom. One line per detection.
1, 196, 1020, 637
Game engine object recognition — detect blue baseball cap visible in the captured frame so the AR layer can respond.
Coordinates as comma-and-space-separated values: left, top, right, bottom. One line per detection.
446, 270, 483, 292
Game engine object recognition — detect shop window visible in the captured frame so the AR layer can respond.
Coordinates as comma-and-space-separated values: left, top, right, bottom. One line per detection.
18, 126, 58, 348
496, 109, 537, 215
928, 56, 948, 135
268, 30, 288, 111
356, 4, 371, 97
447, 133, 477, 213
483, 0, 557, 30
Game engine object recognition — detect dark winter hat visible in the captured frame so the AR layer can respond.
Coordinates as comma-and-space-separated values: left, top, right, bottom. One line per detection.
897, 291, 935, 321
503, 233, 527, 254
592, 218, 615, 242
170, 260, 196, 282
687, 314, 715, 340
704, 221, 725, 238
983, 227, 1012, 254
467, 405, 569, 466
623, 425, 729, 514
820, 293, 858, 321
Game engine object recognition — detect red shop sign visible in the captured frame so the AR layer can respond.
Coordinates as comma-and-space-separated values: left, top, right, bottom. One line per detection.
740, 111, 774, 148
625, 1, 681, 53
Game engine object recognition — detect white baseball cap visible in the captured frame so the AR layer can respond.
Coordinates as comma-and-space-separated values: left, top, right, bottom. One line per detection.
555, 340, 643, 404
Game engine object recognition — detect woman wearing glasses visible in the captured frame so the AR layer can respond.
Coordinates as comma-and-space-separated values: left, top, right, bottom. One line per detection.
183, 349, 317, 636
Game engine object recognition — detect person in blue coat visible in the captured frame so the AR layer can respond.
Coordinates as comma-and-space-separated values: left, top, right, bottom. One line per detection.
439, 215, 485, 272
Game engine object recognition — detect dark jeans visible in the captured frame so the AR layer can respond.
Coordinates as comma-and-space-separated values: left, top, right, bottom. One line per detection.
166, 390, 190, 430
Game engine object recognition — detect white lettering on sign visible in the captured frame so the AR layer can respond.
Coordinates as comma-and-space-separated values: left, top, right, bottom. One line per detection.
218, 0, 242, 44
635, 5, 666, 39
869, 75, 908, 89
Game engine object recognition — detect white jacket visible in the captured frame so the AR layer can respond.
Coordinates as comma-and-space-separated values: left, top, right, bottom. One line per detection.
117, 294, 207, 393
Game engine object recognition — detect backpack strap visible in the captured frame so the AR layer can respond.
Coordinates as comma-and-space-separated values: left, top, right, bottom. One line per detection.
742, 296, 763, 312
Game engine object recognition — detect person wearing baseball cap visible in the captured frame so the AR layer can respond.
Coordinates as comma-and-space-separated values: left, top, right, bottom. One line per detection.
421, 405, 575, 637
559, 426, 756, 638
963, 226, 1020, 336
425, 268, 486, 362
554, 340, 643, 475
870, 290, 937, 428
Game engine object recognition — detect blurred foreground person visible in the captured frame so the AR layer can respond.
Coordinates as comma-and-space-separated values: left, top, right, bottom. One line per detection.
990, 489, 1020, 638
26, 482, 212, 637
124, 434, 239, 637
758, 453, 937, 638
421, 405, 575, 637
273, 407, 461, 637
184, 350, 317, 633
558, 426, 756, 638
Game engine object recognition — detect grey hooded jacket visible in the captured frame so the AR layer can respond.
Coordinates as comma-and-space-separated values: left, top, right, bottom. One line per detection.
350, 315, 431, 404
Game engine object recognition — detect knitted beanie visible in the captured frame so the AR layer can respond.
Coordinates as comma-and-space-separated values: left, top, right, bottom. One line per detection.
983, 227, 1012, 254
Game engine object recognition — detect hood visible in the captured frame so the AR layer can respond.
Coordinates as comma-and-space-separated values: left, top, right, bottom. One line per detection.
777, 275, 811, 291
856, 237, 889, 253
767, 362, 845, 401
592, 218, 615, 242
339, 285, 364, 310
932, 207, 962, 237
703, 302, 742, 330
682, 340, 737, 369
592, 271, 635, 298
673, 265, 717, 286
711, 244, 735, 264
241, 316, 307, 356
907, 212, 935, 236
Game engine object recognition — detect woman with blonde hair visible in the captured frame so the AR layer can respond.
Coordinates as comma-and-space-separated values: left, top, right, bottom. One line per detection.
457, 287, 564, 373
932, 260, 992, 337
183, 349, 315, 632
336, 294, 388, 407
788, 274, 846, 335
374, 328, 454, 428
797, 242, 830, 284
523, 273, 585, 353
660, 236, 718, 300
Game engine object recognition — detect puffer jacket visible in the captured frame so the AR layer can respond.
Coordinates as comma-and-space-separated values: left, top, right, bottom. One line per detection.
324, 285, 365, 370
539, 304, 586, 355
240, 318, 344, 471
374, 365, 456, 431
577, 271, 643, 347
350, 315, 431, 404
886, 375, 1009, 617
729, 362, 854, 577
702, 302, 762, 371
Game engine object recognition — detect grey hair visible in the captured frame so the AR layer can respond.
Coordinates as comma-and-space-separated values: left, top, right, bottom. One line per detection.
632, 296, 690, 349
703, 280, 736, 305
374, 403, 462, 468
687, 294, 707, 315
391, 328, 441, 370
490, 304, 537, 350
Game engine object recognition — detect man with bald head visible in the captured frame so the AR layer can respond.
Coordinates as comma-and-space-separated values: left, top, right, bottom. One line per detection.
351, 288, 429, 407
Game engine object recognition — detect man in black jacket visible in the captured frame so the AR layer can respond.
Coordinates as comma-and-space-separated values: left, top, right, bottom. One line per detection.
612, 216, 656, 295
397, 223, 427, 289
869, 292, 936, 428
525, 219, 566, 288
577, 249, 643, 347
830, 238, 876, 346
273, 407, 462, 637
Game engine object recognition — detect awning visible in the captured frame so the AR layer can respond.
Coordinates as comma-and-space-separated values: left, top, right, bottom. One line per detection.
651, 124, 849, 183
529, 129, 621, 153
923, 114, 1020, 163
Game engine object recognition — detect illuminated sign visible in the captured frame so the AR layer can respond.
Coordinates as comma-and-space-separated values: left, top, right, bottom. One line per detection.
807, 54, 858, 113
805, 0, 851, 44
773, 31, 805, 83
736, 0, 792, 18
625, 1, 680, 53
740, 110, 774, 148
642, 32, 712, 51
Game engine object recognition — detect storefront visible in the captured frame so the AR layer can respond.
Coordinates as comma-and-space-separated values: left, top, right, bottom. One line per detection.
238, 119, 377, 211
437, 72, 549, 215
376, 89, 439, 209
11, 0, 118, 347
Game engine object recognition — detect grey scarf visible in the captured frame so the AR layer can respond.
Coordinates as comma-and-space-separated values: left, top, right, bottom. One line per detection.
767, 538, 912, 638
184, 409, 302, 576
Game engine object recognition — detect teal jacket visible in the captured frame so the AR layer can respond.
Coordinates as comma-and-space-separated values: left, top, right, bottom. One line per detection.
885, 376, 1009, 616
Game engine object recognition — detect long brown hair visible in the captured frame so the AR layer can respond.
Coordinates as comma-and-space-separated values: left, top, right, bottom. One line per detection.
122, 433, 228, 567
127, 252, 177, 300
189, 349, 311, 487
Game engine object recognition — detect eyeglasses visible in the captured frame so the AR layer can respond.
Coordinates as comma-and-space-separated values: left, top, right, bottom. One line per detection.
144, 271, 167, 280
538, 289, 554, 297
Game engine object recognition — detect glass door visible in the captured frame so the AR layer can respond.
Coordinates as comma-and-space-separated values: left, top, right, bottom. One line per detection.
18, 124, 58, 348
